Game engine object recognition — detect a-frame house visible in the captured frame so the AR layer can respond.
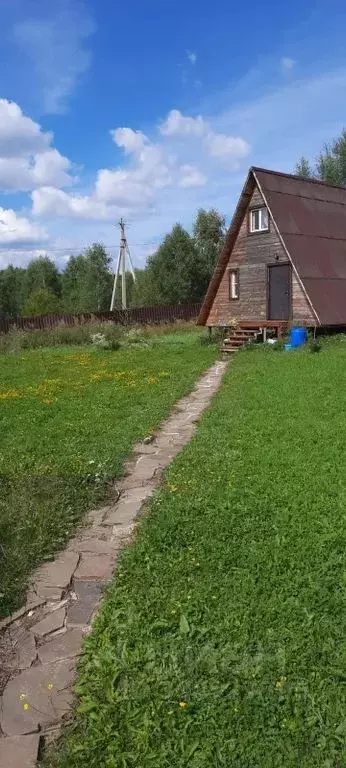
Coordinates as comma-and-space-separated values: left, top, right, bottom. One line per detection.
198, 167, 346, 331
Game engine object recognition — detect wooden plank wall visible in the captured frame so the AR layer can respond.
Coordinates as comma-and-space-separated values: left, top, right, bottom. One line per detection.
206, 186, 315, 326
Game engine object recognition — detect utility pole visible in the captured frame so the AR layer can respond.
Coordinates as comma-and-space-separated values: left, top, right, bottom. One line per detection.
110, 218, 136, 310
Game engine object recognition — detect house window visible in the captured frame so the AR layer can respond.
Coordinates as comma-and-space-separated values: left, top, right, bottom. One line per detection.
250, 207, 269, 232
229, 269, 239, 300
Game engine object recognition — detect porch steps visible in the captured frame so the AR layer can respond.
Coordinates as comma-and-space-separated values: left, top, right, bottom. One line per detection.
220, 322, 287, 355
221, 327, 260, 355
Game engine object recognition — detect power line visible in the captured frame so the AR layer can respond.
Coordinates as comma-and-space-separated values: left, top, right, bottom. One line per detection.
0, 242, 157, 253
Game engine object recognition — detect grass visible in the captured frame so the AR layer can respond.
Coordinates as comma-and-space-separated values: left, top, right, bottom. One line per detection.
0, 329, 216, 617
47, 339, 346, 768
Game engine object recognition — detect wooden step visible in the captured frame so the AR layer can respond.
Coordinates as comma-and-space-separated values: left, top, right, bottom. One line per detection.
223, 339, 244, 347
221, 346, 241, 354
232, 331, 258, 339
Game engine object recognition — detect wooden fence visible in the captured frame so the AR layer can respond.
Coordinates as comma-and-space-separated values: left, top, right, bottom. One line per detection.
0, 302, 202, 334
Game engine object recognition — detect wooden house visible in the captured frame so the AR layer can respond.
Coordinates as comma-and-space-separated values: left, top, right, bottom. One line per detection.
198, 168, 346, 345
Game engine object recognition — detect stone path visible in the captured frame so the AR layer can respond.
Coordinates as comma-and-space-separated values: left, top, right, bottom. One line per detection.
0, 360, 227, 767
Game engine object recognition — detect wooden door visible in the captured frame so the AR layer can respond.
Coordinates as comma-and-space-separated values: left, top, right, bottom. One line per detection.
268, 264, 291, 320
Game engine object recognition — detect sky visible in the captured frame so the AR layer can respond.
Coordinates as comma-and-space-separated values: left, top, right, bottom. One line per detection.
1, 0, 346, 270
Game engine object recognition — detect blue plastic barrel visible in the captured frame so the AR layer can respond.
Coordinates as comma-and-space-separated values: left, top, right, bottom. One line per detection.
289, 327, 307, 348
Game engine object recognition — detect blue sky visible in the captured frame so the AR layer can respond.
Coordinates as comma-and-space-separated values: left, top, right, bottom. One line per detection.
0, 0, 346, 269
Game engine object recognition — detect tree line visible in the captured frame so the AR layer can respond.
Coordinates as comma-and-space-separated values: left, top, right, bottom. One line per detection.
0, 208, 226, 317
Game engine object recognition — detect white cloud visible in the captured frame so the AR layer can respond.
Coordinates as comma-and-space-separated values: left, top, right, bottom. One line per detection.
111, 127, 148, 154
281, 57, 296, 72
159, 109, 250, 167
0, 99, 75, 192
186, 50, 197, 66
205, 132, 250, 164
178, 165, 207, 188
0, 99, 51, 156
0, 207, 48, 245
32, 187, 114, 220
13, 2, 96, 114
95, 170, 154, 208
160, 109, 206, 137
32, 149, 73, 187
96, 128, 173, 205
30, 106, 249, 223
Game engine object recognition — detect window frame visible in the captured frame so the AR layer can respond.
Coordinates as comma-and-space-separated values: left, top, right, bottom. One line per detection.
229, 268, 240, 301
249, 206, 269, 234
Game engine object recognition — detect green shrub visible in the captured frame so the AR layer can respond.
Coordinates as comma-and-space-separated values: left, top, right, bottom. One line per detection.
310, 339, 322, 353
0, 322, 123, 353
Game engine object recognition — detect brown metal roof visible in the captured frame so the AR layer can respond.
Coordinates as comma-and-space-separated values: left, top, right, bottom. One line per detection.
198, 167, 346, 326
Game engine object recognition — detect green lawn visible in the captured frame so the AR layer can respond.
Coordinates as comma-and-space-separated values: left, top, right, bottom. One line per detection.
0, 330, 216, 616
49, 339, 346, 768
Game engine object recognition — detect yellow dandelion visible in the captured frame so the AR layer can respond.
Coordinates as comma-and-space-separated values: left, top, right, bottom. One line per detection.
0, 389, 21, 400
47, 683, 54, 691
179, 701, 187, 709
23, 703, 29, 711
19, 693, 26, 701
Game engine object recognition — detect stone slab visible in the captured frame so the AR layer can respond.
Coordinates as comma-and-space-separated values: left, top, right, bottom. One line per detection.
132, 442, 157, 455
30, 607, 66, 638
67, 581, 102, 627
111, 523, 136, 540
74, 554, 115, 582
0, 660, 75, 736
102, 498, 144, 526
8, 631, 37, 671
0, 734, 40, 768
121, 485, 154, 504
122, 458, 162, 488
32, 551, 79, 592
85, 506, 112, 526
38, 628, 84, 665
69, 535, 116, 554
34, 585, 64, 600
0, 598, 45, 632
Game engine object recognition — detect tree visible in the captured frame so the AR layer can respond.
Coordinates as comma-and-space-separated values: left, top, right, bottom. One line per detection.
295, 129, 346, 185
0, 266, 26, 315
146, 224, 199, 304
130, 268, 157, 307
62, 244, 112, 312
23, 287, 61, 316
23, 257, 61, 305
193, 208, 226, 299
61, 254, 87, 313
295, 157, 313, 179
